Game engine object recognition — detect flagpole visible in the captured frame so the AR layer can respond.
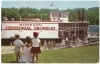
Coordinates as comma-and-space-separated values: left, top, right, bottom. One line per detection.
50, 2, 53, 21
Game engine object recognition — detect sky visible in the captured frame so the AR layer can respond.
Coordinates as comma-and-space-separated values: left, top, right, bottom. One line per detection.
1, 1, 99, 10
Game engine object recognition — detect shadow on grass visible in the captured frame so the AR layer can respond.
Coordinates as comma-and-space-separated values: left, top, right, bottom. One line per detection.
9, 61, 28, 63
9, 61, 19, 63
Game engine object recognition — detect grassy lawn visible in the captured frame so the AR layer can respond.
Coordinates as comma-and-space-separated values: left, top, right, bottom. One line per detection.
1, 45, 99, 63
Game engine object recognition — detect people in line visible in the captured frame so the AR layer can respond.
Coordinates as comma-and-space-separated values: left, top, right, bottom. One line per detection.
83, 35, 88, 46
48, 40, 51, 50
43, 40, 56, 50
53, 41, 56, 49
97, 33, 99, 43
72, 33, 76, 47
75, 35, 83, 47
43, 40, 48, 50
68, 35, 72, 47
50, 40, 53, 49
61, 39, 66, 48
65, 37, 69, 47
60, 33, 93, 48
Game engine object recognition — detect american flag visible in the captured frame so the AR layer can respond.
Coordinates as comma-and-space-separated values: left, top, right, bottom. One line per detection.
50, 3, 53, 6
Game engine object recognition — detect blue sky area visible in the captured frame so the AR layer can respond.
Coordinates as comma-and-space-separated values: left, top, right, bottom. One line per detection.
1, 1, 99, 10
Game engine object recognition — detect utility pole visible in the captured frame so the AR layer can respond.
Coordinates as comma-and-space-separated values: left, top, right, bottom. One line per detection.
20, 15, 21, 23
19, 14, 22, 32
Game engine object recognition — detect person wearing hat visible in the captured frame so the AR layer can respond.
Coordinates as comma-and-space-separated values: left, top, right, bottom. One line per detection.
13, 34, 24, 62
31, 32, 41, 63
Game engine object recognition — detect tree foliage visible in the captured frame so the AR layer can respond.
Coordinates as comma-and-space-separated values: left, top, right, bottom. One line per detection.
1, 7, 99, 25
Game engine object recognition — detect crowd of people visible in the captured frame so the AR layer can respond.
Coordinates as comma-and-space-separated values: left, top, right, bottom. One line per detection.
12, 32, 98, 63
65, 33, 89, 48
43, 32, 99, 49
61, 33, 99, 48
43, 33, 90, 49
43, 40, 55, 50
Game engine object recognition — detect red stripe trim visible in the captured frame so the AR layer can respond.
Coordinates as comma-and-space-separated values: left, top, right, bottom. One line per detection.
2, 22, 59, 24
1, 29, 58, 31
1, 21, 74, 23
1, 29, 66, 31
2, 21, 89, 23
2, 21, 59, 22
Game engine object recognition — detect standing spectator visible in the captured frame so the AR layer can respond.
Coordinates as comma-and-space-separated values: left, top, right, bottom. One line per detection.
80, 34, 84, 40
97, 33, 99, 43
48, 40, 51, 50
68, 35, 72, 47
43, 40, 48, 50
31, 32, 41, 63
50, 40, 53, 49
83, 35, 88, 46
61, 39, 66, 48
13, 34, 24, 62
53, 40, 56, 48
66, 36, 68, 46
88, 33, 92, 45
76, 35, 82, 47
72, 33, 76, 47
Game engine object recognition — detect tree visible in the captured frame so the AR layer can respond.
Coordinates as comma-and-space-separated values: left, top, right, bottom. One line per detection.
1, 7, 99, 25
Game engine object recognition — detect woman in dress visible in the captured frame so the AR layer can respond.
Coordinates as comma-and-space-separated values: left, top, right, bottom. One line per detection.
19, 36, 32, 63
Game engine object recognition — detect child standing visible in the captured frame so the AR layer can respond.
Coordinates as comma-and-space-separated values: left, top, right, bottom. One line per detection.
31, 32, 41, 63
13, 34, 24, 61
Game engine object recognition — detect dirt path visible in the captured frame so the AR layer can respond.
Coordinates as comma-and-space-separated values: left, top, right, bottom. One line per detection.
1, 46, 15, 54
1, 46, 44, 54
2, 42, 97, 54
